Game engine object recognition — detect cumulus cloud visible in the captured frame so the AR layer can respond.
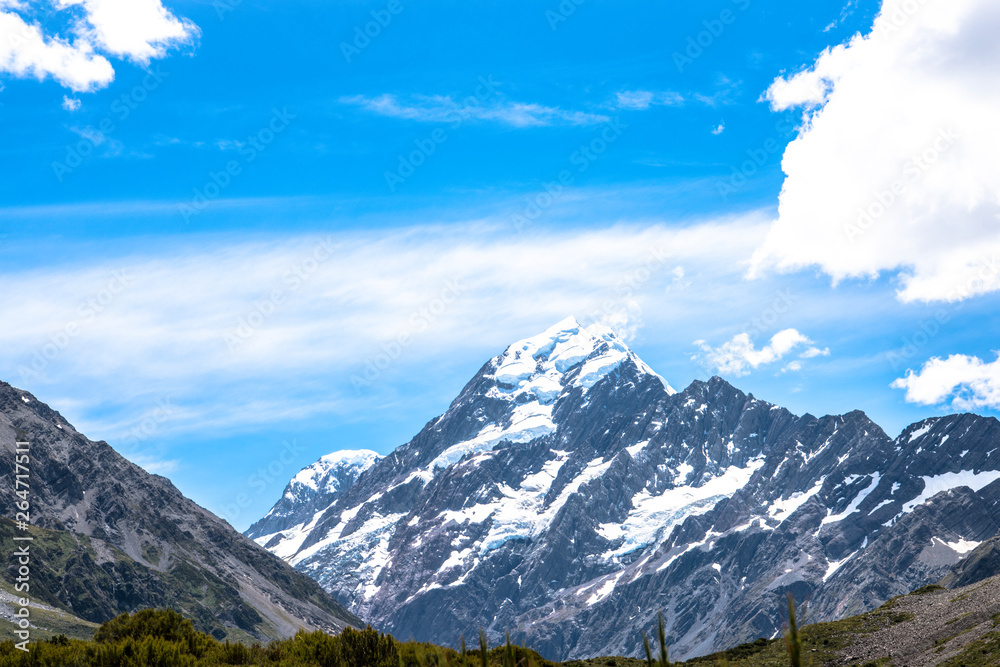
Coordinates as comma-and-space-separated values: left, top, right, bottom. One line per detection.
341, 93, 610, 128
0, 0, 197, 92
59, 0, 199, 62
892, 353, 1000, 410
0, 10, 114, 91
694, 329, 826, 377
750, 0, 1000, 304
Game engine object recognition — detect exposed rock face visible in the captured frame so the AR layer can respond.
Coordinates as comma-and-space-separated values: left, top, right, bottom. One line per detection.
249, 317, 1000, 660
0, 382, 361, 641
941, 532, 1000, 589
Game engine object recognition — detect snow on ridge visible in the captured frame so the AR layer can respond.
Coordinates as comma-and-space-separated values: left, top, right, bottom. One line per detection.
901, 469, 1000, 513
822, 473, 881, 525
425, 318, 676, 476
434, 449, 625, 557
906, 422, 934, 443
290, 449, 382, 492
939, 537, 981, 555
598, 458, 766, 561
767, 477, 825, 523
428, 401, 556, 471
585, 572, 623, 605
489, 317, 675, 403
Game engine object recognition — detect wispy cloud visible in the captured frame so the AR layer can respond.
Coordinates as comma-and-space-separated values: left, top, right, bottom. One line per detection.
613, 90, 684, 110
340, 93, 610, 127
0, 219, 770, 442
127, 454, 181, 475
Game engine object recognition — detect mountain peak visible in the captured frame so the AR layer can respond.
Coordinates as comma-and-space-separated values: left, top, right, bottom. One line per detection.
488, 317, 675, 399
290, 449, 381, 491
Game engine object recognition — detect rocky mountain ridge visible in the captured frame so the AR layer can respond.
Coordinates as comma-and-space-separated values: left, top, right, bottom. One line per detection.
0, 382, 361, 642
248, 317, 1000, 660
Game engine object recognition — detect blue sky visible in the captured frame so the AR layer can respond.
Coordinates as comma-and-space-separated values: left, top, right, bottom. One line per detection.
3, 0, 999, 530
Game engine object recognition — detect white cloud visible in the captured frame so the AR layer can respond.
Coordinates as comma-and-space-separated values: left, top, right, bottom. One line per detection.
58, 0, 198, 63
61, 95, 81, 110
0, 220, 768, 441
614, 90, 684, 111
711, 122, 725, 135
892, 353, 1000, 410
695, 329, 823, 377
341, 93, 610, 127
0, 0, 197, 92
750, 0, 1000, 304
0, 10, 114, 91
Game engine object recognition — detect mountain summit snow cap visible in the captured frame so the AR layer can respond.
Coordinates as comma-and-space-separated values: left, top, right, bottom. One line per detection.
488, 316, 675, 400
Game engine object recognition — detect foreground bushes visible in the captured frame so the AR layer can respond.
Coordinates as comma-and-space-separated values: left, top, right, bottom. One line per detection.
0, 609, 550, 667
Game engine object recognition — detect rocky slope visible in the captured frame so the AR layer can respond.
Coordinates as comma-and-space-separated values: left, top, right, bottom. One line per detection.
0, 382, 361, 642
249, 317, 1000, 660
674, 573, 1000, 666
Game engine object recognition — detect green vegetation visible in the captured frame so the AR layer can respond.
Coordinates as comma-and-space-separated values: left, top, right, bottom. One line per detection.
0, 518, 289, 641
938, 630, 1000, 667
682, 595, 915, 666
783, 595, 804, 667
2, 585, 998, 667
641, 613, 670, 667
0, 610, 556, 667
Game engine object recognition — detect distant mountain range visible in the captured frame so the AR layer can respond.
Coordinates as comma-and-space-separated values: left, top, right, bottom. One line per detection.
0, 382, 360, 642
248, 317, 1000, 660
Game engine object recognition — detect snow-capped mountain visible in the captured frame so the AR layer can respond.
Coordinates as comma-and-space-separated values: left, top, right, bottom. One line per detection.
247, 449, 381, 551
247, 317, 1000, 660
